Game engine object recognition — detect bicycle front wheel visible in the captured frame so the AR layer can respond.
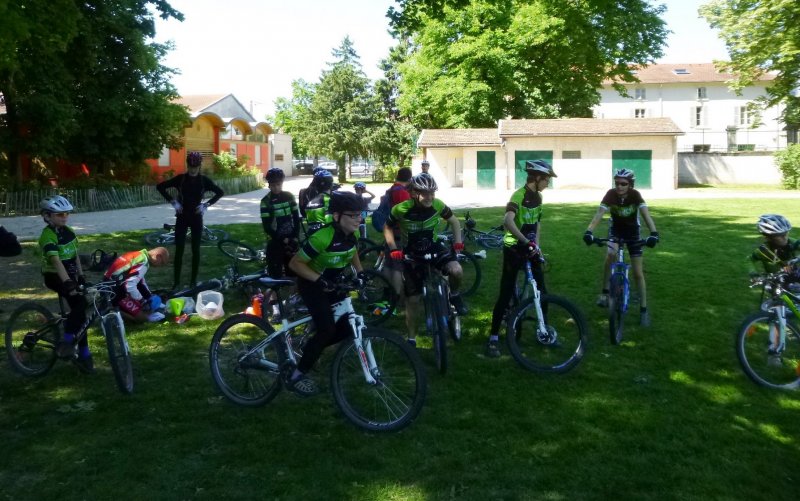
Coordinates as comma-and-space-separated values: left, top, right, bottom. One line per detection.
455, 252, 481, 297
144, 230, 173, 246
218, 239, 257, 262
331, 328, 427, 432
506, 295, 587, 373
103, 312, 134, 394
423, 284, 449, 375
737, 312, 800, 390
477, 227, 504, 249
351, 269, 398, 326
608, 274, 626, 345
209, 314, 282, 406
358, 243, 384, 270
5, 303, 59, 377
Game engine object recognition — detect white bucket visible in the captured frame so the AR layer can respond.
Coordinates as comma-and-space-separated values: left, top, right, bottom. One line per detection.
196, 291, 224, 320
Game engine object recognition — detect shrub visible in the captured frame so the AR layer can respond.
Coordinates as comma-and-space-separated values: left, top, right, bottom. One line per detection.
774, 144, 800, 190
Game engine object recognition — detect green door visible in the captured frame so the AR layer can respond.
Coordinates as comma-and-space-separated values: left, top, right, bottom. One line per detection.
514, 151, 553, 189
477, 151, 495, 189
611, 150, 652, 189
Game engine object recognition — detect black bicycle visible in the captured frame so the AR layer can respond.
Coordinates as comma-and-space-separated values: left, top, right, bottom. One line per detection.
5, 281, 134, 393
439, 210, 504, 249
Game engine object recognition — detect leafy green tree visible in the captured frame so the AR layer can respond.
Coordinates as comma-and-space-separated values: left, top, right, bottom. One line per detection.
390, 0, 668, 129
0, 0, 188, 182
774, 143, 800, 189
269, 79, 316, 161
700, 0, 800, 124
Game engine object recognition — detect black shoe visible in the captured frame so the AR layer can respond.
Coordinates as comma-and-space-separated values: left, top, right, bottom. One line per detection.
485, 341, 501, 358
74, 355, 96, 375
450, 294, 468, 316
56, 341, 76, 360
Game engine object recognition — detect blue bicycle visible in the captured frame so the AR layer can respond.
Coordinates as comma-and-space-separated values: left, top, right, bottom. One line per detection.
593, 236, 647, 344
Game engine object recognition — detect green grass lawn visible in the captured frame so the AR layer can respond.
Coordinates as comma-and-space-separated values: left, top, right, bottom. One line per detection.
1, 197, 799, 500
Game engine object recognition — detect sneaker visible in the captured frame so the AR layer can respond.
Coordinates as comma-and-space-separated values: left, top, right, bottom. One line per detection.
56, 341, 76, 359
406, 338, 417, 348
74, 355, 96, 375
640, 310, 651, 327
596, 294, 609, 308
485, 341, 501, 358
286, 374, 319, 397
450, 294, 468, 316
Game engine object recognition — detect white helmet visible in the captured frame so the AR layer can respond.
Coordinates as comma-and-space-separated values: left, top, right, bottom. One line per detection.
757, 214, 791, 235
410, 173, 438, 192
40, 195, 74, 213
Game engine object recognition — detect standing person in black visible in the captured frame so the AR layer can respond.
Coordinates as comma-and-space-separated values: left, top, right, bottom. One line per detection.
260, 168, 300, 279
156, 151, 224, 289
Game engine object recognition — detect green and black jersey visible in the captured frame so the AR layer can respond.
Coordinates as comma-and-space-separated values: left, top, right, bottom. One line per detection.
296, 225, 357, 279
38, 225, 79, 276
600, 189, 647, 234
260, 191, 299, 242
503, 186, 543, 247
305, 193, 332, 233
751, 238, 800, 273
388, 198, 453, 250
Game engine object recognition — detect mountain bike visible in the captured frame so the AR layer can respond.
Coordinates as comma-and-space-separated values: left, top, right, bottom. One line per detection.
505, 256, 587, 373
5, 281, 134, 393
736, 268, 800, 390
144, 222, 229, 246
405, 250, 462, 375
208, 276, 427, 432
439, 211, 504, 249
592, 236, 647, 345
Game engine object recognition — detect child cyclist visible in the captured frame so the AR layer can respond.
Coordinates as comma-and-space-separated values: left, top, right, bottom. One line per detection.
37, 196, 93, 373
103, 247, 170, 323
486, 160, 555, 358
287, 191, 368, 396
383, 173, 466, 347
583, 168, 659, 327
751, 214, 800, 275
353, 182, 375, 239
260, 168, 300, 279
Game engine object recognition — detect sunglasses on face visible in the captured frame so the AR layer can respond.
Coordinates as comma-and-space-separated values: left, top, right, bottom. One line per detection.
615, 182, 630, 187
341, 212, 362, 220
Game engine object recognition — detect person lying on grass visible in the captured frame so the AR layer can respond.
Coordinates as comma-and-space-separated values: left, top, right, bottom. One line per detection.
104, 247, 170, 323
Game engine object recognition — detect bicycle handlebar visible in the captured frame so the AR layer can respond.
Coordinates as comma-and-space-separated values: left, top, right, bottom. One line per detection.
592, 237, 647, 247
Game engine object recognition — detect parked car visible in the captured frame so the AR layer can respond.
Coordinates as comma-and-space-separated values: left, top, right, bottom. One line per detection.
318, 162, 338, 174
349, 163, 372, 176
293, 161, 315, 174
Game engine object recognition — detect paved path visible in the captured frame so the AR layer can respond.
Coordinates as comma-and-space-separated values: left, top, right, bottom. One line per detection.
1, 176, 797, 241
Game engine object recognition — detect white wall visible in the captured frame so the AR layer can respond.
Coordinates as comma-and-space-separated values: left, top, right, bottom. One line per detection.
269, 133, 293, 172
595, 82, 787, 152
678, 152, 781, 185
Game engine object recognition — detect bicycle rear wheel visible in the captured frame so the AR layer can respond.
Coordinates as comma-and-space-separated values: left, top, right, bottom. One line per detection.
144, 230, 173, 246
5, 303, 59, 377
103, 312, 134, 394
455, 251, 481, 297
351, 269, 398, 326
506, 295, 587, 373
476, 227, 504, 249
218, 239, 257, 262
201, 227, 229, 244
609, 275, 625, 345
331, 328, 427, 432
736, 312, 800, 390
209, 314, 282, 406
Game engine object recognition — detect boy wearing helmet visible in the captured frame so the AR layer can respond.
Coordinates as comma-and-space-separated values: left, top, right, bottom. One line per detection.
288, 192, 367, 396
104, 248, 170, 322
583, 168, 659, 327
303, 170, 335, 233
260, 168, 300, 279
486, 160, 555, 357
37, 195, 93, 372
384, 172, 465, 346
420, 160, 430, 174
751, 214, 800, 274
156, 151, 224, 289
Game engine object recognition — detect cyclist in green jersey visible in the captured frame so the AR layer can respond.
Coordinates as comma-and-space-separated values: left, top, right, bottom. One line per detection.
37, 196, 93, 373
287, 191, 367, 396
384, 173, 465, 346
751, 214, 800, 275
486, 160, 555, 358
304, 170, 335, 234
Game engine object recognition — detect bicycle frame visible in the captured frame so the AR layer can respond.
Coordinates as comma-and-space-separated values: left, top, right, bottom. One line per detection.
610, 245, 631, 314
753, 275, 800, 356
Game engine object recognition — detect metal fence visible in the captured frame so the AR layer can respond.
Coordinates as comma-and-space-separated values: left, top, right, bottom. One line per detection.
0, 174, 262, 217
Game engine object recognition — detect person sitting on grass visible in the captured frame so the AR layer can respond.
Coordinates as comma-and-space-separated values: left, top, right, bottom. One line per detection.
38, 195, 94, 373
751, 214, 800, 276
104, 247, 170, 323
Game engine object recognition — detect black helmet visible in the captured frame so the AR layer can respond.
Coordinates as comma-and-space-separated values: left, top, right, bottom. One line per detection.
329, 191, 364, 214
265, 168, 285, 183
187, 151, 203, 168
525, 159, 557, 178
312, 169, 334, 191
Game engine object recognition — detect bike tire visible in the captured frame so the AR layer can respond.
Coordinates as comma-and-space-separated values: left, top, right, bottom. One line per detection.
423, 279, 449, 375
330, 328, 427, 432
144, 230, 173, 246
506, 294, 587, 374
351, 269, 398, 326
736, 312, 800, 390
477, 227, 504, 249
456, 251, 481, 297
4, 302, 59, 377
218, 239, 257, 262
202, 228, 229, 244
609, 274, 625, 345
358, 243, 384, 271
449, 311, 462, 342
209, 314, 282, 406
103, 312, 134, 394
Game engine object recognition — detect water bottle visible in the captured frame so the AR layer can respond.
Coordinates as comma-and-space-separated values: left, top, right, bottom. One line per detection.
251, 293, 264, 318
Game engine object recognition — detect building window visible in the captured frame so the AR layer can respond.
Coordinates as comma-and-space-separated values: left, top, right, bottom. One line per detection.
692, 106, 707, 127
634, 108, 647, 118
697, 87, 707, 100
255, 147, 262, 165
788, 127, 799, 144
635, 88, 646, 100
158, 146, 170, 167
736, 106, 753, 126
229, 143, 238, 157
562, 150, 581, 159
